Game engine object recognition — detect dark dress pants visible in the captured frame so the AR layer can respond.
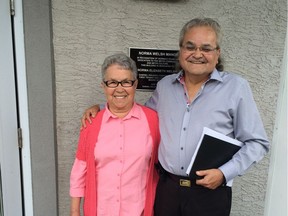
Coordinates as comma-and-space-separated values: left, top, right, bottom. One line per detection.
154, 173, 232, 216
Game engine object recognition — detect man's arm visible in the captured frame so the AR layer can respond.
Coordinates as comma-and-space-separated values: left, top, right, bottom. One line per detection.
81, 105, 100, 129
219, 80, 269, 183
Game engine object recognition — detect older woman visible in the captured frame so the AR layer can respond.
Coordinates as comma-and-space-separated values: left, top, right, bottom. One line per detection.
70, 53, 160, 216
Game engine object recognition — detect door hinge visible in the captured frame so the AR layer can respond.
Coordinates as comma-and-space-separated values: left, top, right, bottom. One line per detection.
10, 0, 15, 16
18, 128, 23, 148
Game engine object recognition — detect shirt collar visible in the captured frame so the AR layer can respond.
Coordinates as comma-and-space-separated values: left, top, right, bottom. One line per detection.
174, 68, 223, 84
103, 102, 141, 122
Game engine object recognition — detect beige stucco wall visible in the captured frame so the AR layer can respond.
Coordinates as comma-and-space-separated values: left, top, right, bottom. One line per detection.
52, 0, 287, 215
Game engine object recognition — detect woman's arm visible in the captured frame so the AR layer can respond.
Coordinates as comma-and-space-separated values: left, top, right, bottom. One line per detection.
70, 197, 81, 216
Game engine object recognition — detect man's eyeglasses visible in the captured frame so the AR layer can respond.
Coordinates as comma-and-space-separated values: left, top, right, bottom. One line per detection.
103, 80, 136, 88
181, 43, 219, 54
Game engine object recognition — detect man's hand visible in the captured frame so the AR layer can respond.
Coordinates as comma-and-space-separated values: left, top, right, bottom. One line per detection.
195, 169, 225, 189
80, 105, 100, 129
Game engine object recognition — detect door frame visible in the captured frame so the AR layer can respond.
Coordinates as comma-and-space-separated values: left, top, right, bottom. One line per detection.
14, 0, 34, 215
0, 0, 33, 215
0, 0, 23, 214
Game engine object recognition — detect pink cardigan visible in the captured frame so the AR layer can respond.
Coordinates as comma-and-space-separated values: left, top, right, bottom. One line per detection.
75, 105, 160, 216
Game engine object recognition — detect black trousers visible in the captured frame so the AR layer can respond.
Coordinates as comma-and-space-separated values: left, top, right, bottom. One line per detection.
154, 171, 232, 216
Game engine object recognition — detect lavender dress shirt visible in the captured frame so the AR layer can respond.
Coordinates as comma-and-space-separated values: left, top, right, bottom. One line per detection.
145, 69, 269, 184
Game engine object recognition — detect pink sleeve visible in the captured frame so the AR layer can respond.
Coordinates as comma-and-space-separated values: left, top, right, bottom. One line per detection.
70, 158, 87, 197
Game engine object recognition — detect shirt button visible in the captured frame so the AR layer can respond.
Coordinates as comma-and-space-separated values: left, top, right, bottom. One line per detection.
181, 147, 183, 150
181, 167, 184, 170
183, 127, 186, 131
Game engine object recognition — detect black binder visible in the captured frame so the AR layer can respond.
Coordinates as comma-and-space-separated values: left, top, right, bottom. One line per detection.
186, 127, 243, 179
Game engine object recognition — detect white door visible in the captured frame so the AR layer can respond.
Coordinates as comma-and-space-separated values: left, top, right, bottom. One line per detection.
0, 0, 23, 215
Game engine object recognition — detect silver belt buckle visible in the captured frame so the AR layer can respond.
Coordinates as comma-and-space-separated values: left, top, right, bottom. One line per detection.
179, 179, 191, 187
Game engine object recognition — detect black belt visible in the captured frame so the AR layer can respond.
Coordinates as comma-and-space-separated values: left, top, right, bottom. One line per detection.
157, 164, 196, 187
166, 171, 196, 187
156, 164, 228, 188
